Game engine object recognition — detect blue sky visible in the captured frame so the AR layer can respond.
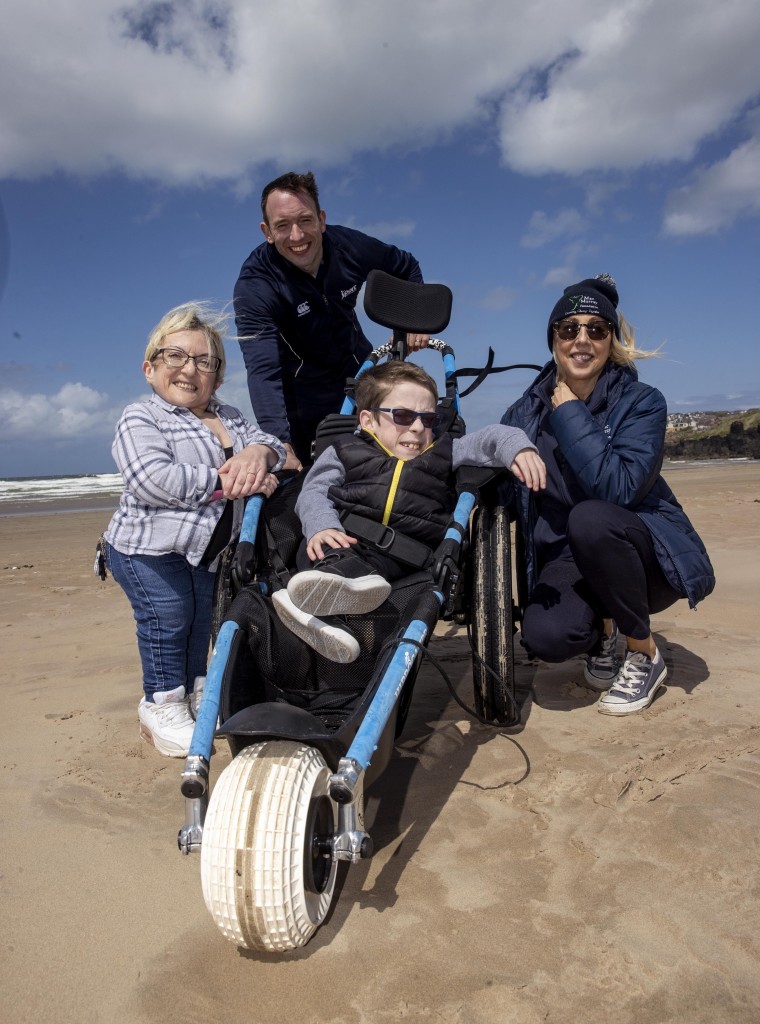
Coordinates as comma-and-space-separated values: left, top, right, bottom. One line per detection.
1, 0, 759, 477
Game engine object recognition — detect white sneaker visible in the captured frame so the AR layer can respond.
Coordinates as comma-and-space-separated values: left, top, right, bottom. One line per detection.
189, 676, 205, 720
138, 685, 195, 757
272, 590, 360, 663
287, 569, 391, 616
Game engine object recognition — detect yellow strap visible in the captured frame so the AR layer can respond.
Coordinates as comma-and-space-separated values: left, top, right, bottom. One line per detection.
382, 460, 404, 525
363, 429, 435, 526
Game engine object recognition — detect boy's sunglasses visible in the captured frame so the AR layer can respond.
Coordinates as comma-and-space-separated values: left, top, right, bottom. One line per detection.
553, 319, 613, 342
370, 407, 439, 429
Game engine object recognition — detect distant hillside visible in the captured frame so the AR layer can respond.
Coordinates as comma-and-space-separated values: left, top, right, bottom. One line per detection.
665, 409, 760, 459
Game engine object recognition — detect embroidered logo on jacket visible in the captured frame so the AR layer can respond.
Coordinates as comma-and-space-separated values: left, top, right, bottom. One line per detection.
297, 302, 311, 316
341, 285, 358, 300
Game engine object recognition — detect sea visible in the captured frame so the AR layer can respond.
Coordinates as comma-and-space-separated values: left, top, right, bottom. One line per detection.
0, 473, 123, 517
0, 458, 753, 518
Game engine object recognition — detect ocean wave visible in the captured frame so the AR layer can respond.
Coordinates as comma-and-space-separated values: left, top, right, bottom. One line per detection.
0, 474, 122, 503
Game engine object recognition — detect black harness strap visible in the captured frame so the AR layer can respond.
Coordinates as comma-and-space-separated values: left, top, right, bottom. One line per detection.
340, 511, 433, 570
452, 347, 542, 398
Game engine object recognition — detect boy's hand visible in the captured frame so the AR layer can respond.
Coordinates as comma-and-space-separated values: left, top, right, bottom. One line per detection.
306, 528, 358, 562
510, 449, 546, 492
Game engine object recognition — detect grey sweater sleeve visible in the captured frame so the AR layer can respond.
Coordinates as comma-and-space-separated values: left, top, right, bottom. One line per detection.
295, 425, 535, 541
293, 446, 347, 540
451, 423, 536, 471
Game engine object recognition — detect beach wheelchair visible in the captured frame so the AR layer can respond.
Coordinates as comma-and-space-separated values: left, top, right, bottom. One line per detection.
177, 271, 539, 952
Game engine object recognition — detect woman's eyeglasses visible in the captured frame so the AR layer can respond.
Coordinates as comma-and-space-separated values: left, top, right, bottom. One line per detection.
553, 320, 613, 343
153, 348, 222, 374
369, 407, 439, 428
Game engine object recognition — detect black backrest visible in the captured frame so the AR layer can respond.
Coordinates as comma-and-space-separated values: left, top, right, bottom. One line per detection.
312, 412, 359, 461
364, 270, 452, 334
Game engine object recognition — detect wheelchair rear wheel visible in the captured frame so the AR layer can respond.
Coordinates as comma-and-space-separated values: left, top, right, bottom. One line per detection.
471, 502, 517, 724
200, 740, 339, 951
210, 541, 236, 644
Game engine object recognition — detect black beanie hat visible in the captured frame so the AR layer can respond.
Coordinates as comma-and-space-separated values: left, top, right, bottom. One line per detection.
546, 273, 619, 350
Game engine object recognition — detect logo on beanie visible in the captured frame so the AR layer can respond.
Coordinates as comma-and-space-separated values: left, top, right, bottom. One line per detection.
569, 294, 602, 315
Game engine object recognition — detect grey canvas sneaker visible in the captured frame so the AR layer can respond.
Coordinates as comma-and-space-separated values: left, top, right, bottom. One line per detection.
584, 623, 621, 690
598, 648, 667, 716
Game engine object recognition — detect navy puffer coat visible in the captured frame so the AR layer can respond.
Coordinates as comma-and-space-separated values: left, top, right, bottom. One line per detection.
500, 360, 715, 609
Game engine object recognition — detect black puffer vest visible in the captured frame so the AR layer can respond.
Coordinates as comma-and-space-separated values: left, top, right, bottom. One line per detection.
329, 432, 457, 547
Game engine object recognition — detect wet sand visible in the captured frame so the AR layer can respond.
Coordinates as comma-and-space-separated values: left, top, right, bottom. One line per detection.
1, 462, 758, 1023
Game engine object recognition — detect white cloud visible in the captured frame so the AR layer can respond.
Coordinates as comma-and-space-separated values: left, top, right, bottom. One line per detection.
479, 286, 517, 311
663, 129, 760, 235
498, 0, 760, 175
2, 0, 759, 189
542, 264, 576, 288
215, 367, 254, 421
520, 208, 586, 248
672, 391, 760, 409
0, 0, 550, 183
538, 239, 590, 288
354, 220, 417, 241
0, 383, 123, 442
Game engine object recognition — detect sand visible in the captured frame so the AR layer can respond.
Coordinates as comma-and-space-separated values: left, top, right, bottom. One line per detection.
1, 461, 759, 1024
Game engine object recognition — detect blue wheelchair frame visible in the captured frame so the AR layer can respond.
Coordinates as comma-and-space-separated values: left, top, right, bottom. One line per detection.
178, 345, 477, 859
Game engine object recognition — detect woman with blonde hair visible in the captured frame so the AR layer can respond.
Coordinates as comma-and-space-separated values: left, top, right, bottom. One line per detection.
103, 302, 285, 756
501, 274, 714, 715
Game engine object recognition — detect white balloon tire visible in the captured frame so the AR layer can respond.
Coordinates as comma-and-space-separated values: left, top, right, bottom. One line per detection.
200, 740, 338, 952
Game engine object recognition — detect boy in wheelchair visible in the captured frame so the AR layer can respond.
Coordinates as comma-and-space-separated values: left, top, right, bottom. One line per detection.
273, 361, 545, 662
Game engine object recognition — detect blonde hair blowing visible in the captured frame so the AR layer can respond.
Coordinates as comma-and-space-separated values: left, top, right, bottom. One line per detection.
553, 313, 661, 368
608, 313, 662, 366
144, 302, 229, 386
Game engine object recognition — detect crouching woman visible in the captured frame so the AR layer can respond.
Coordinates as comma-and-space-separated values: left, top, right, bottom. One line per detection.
501, 274, 714, 716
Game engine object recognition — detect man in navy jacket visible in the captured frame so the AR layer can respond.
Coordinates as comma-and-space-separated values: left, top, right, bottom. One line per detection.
234, 171, 427, 468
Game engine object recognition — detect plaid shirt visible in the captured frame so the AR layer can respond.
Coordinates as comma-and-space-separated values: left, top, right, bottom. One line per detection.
104, 392, 284, 566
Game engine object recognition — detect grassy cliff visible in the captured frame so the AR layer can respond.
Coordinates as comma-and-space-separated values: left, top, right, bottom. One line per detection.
665, 409, 760, 459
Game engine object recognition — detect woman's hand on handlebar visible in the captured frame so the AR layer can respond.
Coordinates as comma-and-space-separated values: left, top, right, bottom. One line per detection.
218, 444, 278, 499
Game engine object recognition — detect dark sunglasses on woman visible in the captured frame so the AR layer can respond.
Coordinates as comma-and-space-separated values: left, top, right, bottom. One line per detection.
553, 320, 613, 342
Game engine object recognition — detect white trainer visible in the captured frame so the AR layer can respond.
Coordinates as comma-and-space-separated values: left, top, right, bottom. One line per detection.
272, 589, 360, 663
189, 676, 206, 720
287, 569, 391, 616
138, 685, 195, 757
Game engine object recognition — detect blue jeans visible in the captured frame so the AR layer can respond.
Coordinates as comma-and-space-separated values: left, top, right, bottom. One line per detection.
105, 542, 217, 701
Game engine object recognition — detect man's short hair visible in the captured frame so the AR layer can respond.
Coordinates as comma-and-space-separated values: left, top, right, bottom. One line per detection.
260, 171, 320, 222
354, 361, 439, 414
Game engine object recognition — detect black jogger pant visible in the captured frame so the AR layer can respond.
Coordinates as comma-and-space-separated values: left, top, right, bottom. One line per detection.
520, 499, 681, 663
